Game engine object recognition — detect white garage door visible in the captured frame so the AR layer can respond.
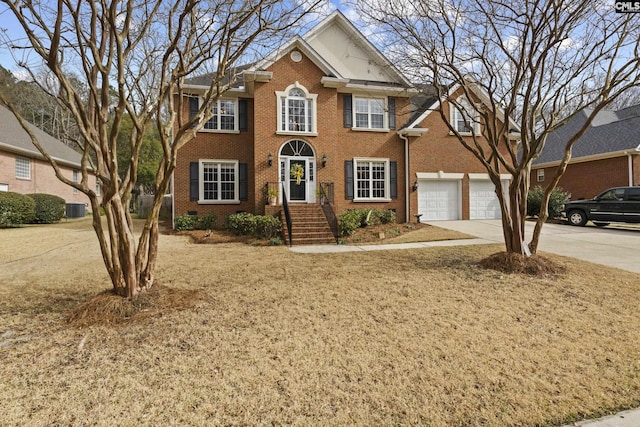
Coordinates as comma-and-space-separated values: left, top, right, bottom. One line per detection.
469, 180, 502, 219
418, 180, 460, 221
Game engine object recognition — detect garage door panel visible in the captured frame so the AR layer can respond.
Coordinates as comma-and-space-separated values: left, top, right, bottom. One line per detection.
470, 180, 506, 220
418, 180, 460, 221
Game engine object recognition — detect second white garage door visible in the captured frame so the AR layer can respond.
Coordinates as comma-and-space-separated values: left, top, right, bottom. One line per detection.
469, 180, 504, 219
418, 180, 460, 221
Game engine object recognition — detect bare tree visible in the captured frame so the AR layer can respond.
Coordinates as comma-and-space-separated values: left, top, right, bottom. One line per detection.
0, 0, 319, 298
357, 0, 640, 256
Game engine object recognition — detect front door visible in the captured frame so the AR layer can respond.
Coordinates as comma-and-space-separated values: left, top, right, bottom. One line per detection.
289, 159, 307, 201
279, 140, 316, 204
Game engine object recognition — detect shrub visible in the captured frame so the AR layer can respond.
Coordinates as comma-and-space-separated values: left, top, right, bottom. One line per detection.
338, 208, 396, 236
0, 192, 36, 227
27, 193, 65, 224
225, 212, 257, 236
175, 214, 197, 231
255, 215, 282, 239
196, 213, 217, 230
527, 186, 569, 218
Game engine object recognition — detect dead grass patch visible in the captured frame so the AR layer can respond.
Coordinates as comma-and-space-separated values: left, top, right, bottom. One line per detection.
67, 284, 210, 327
2, 220, 640, 426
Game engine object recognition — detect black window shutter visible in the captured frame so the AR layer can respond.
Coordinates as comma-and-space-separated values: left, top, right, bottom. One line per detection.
343, 95, 352, 128
345, 160, 354, 200
388, 97, 396, 130
189, 162, 199, 201
238, 99, 248, 132
239, 163, 248, 201
390, 161, 398, 199
189, 96, 199, 121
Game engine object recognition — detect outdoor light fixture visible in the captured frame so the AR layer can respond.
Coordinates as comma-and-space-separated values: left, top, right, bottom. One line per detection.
322, 153, 327, 168
267, 153, 273, 167
412, 180, 419, 192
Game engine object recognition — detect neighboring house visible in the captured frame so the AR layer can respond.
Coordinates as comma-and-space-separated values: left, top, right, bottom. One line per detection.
531, 105, 640, 200
174, 11, 513, 239
0, 104, 98, 203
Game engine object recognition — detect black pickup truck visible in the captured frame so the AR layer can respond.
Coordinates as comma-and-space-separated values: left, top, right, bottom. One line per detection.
562, 186, 640, 227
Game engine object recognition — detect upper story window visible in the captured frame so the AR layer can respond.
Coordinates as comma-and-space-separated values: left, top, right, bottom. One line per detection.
15, 156, 30, 180
451, 97, 479, 135
276, 82, 317, 136
354, 97, 385, 130
189, 97, 241, 133
536, 169, 544, 182
205, 99, 237, 132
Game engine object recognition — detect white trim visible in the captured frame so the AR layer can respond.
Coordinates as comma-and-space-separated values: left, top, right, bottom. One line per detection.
468, 173, 512, 181
416, 171, 464, 180
353, 157, 392, 202
197, 98, 239, 133
398, 128, 429, 137
450, 96, 480, 135
276, 82, 318, 135
198, 159, 240, 204
353, 96, 387, 131
0, 184, 8, 192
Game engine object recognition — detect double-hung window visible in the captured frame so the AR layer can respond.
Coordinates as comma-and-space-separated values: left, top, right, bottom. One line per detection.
276, 83, 317, 135
15, 156, 30, 180
354, 158, 389, 201
451, 97, 478, 135
204, 99, 237, 132
73, 170, 79, 193
199, 160, 239, 203
354, 97, 385, 130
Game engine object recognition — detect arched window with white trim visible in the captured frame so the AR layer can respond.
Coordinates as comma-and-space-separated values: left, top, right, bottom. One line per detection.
276, 82, 317, 135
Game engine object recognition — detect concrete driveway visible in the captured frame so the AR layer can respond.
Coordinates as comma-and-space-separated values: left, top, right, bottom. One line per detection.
428, 220, 640, 273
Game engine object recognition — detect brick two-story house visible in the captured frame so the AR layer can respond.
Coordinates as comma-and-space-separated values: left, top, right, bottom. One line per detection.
173, 11, 512, 242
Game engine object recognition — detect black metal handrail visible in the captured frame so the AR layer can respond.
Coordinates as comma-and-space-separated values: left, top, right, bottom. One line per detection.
281, 182, 293, 247
319, 182, 338, 243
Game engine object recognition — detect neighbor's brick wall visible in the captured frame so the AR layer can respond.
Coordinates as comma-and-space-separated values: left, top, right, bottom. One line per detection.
531, 156, 632, 200
0, 150, 94, 203
407, 96, 513, 220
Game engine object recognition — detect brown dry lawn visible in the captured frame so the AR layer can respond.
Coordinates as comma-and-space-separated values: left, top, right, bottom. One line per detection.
2, 219, 640, 426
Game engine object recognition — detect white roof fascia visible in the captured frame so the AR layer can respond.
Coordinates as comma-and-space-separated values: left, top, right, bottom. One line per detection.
251, 36, 341, 78
182, 85, 251, 95
531, 148, 640, 169
304, 10, 413, 88
320, 77, 349, 88
337, 83, 418, 97
468, 173, 512, 180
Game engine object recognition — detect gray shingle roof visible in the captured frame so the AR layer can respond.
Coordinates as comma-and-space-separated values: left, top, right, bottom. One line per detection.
0, 104, 82, 167
533, 105, 640, 165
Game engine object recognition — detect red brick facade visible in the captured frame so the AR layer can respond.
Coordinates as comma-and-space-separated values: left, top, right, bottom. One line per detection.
531, 155, 640, 200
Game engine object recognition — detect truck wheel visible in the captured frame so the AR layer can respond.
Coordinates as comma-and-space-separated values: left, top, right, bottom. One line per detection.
568, 210, 587, 226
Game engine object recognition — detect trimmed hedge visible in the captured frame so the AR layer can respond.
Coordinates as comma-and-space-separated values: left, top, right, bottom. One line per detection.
527, 186, 569, 219
27, 193, 66, 224
174, 213, 217, 231
338, 208, 397, 236
225, 212, 282, 239
0, 192, 36, 227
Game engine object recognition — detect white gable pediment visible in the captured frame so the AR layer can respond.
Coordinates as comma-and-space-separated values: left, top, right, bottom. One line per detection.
303, 11, 410, 86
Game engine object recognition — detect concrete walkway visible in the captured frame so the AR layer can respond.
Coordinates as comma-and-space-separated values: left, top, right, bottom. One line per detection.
290, 219, 640, 426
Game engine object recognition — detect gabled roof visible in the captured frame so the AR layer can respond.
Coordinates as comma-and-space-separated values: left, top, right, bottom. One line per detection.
0, 104, 83, 168
533, 105, 640, 166
184, 10, 414, 94
401, 81, 520, 135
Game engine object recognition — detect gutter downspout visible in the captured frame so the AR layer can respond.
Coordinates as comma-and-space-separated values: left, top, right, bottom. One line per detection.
398, 132, 410, 223
628, 153, 634, 186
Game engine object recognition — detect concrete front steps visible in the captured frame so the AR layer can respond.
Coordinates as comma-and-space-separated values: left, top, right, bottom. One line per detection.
282, 204, 336, 246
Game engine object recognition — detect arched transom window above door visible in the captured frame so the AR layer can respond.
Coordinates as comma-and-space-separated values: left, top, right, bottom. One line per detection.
276, 82, 318, 136
279, 139, 314, 157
